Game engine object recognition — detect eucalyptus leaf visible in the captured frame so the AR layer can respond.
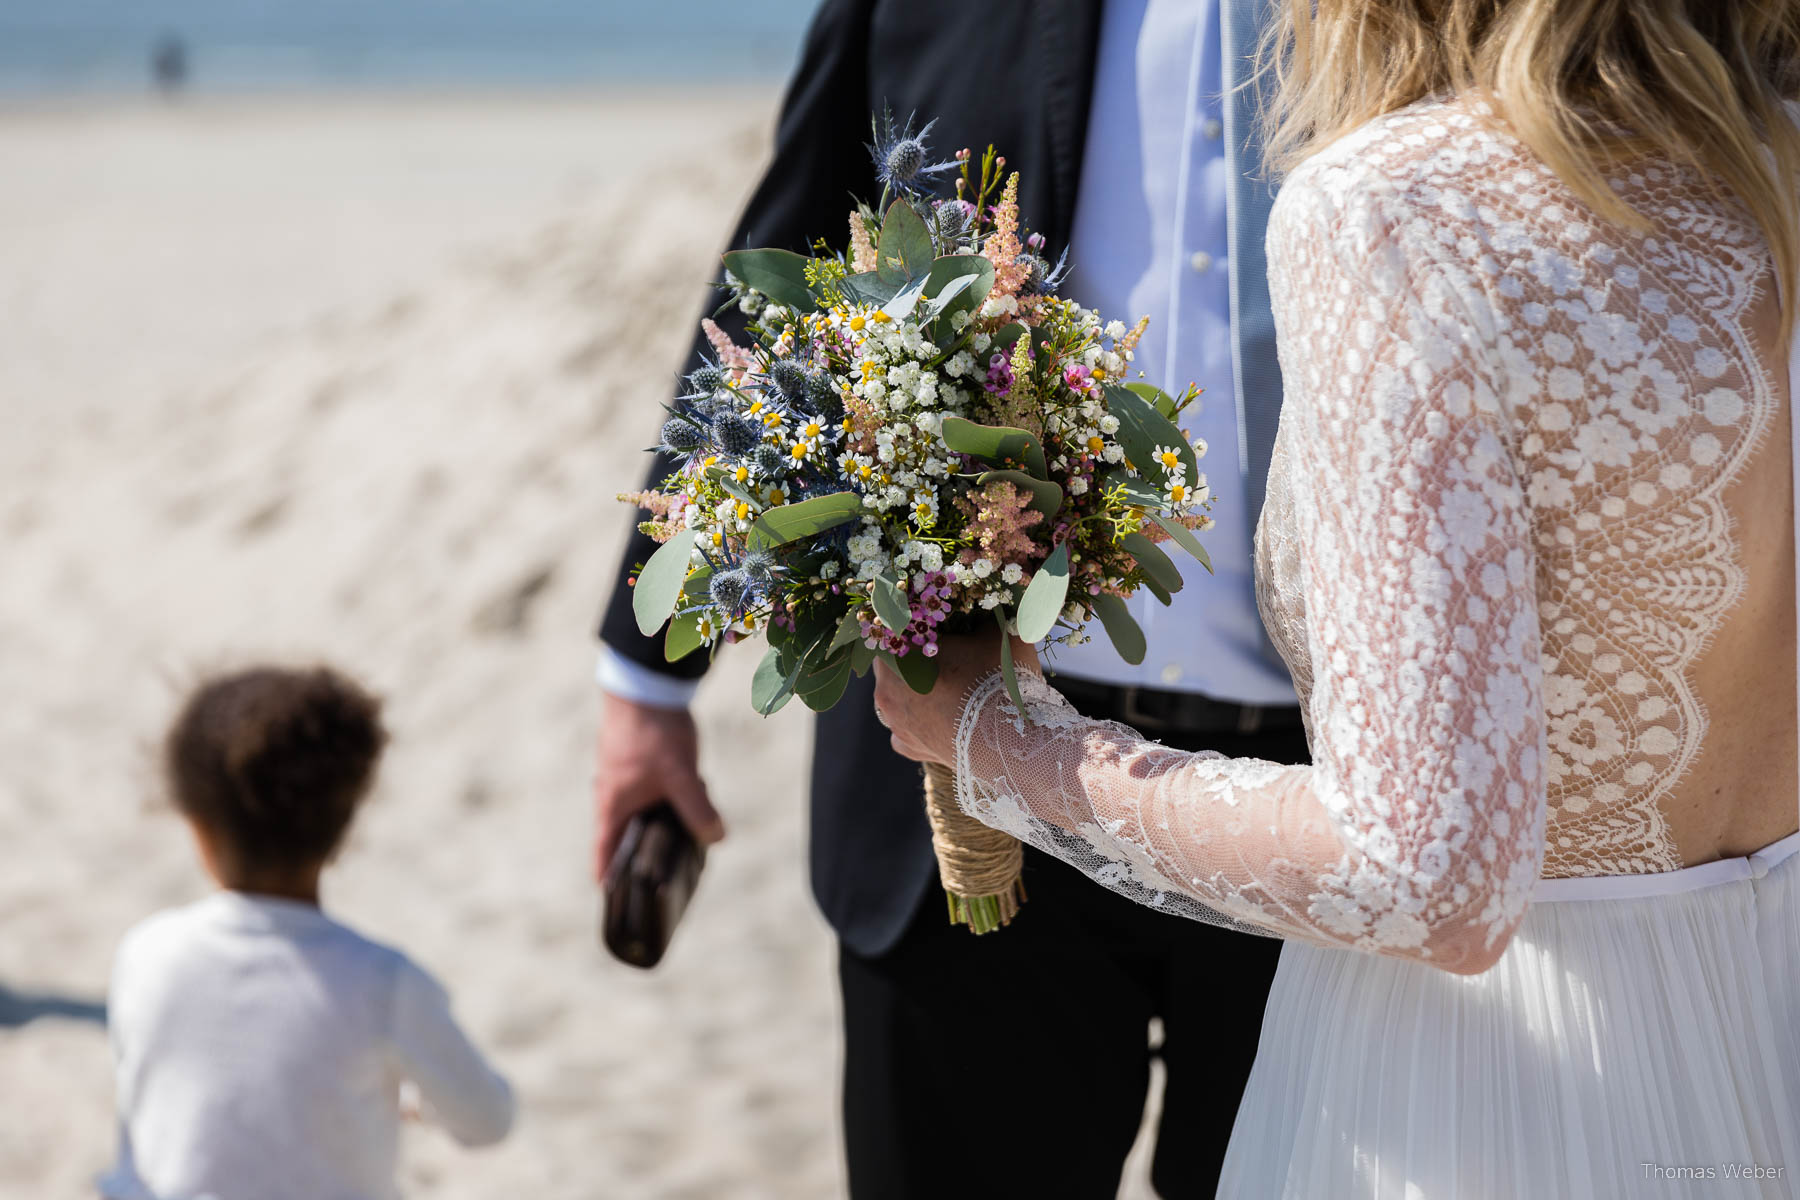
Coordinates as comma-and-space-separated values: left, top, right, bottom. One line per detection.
849, 639, 877, 676
941, 416, 1047, 479
829, 608, 864, 652
746, 491, 863, 551
1103, 473, 1165, 509
1014, 544, 1070, 643
871, 572, 911, 633
720, 248, 817, 314
751, 643, 799, 716
998, 622, 1027, 712
921, 255, 993, 325
1122, 531, 1184, 595
632, 528, 696, 636
976, 469, 1062, 521
882, 275, 930, 321
1148, 512, 1213, 574
796, 649, 854, 711
890, 650, 939, 695
876, 200, 934, 286
664, 609, 708, 663
679, 563, 714, 602
1105, 383, 1200, 491
1091, 593, 1146, 665
840, 270, 899, 309
1125, 380, 1181, 421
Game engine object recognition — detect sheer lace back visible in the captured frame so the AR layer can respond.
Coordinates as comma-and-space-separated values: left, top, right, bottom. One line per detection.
953, 97, 1800, 971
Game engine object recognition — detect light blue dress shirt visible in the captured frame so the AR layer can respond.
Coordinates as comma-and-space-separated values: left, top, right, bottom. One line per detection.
601, 0, 1294, 709
1044, 0, 1295, 706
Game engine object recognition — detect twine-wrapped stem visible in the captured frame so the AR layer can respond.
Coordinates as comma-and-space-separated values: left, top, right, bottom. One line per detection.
921, 761, 1026, 934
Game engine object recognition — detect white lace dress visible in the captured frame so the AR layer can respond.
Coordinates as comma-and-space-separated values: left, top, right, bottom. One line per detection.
953, 98, 1800, 1198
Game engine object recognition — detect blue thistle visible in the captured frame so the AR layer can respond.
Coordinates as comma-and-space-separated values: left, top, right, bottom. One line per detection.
868, 108, 956, 197
805, 369, 841, 417
709, 568, 754, 617
658, 415, 707, 458
740, 551, 780, 588
686, 362, 727, 396
712, 410, 760, 457
767, 358, 809, 402
753, 442, 788, 478
1019, 247, 1072, 297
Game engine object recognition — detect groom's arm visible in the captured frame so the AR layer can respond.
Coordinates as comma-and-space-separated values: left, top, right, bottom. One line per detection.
592, 0, 879, 876
596, 0, 878, 677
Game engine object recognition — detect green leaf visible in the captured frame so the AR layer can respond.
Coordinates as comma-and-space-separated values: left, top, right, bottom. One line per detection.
990, 322, 1028, 352
1103, 472, 1165, 509
705, 466, 761, 510
882, 275, 930, 321
828, 608, 864, 652
840, 270, 899, 309
1125, 381, 1181, 421
797, 653, 853, 712
1147, 512, 1213, 574
976, 469, 1062, 521
876, 200, 935, 286
664, 609, 708, 663
1122, 531, 1184, 595
632, 529, 697, 636
1105, 382, 1200, 494
941, 416, 1047, 479
1142, 575, 1173, 606
1091, 593, 1146, 665
679, 563, 713, 602
998, 620, 1027, 712
721, 248, 817, 314
871, 572, 911, 633
889, 650, 939, 695
1014, 544, 1070, 643
849, 639, 877, 676
746, 491, 863, 551
921, 255, 994, 327
751, 643, 799, 716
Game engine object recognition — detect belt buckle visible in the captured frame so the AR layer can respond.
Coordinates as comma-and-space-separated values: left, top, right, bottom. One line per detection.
1120, 686, 1168, 733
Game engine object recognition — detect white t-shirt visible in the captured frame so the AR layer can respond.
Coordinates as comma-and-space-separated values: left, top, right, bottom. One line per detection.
99, 891, 514, 1200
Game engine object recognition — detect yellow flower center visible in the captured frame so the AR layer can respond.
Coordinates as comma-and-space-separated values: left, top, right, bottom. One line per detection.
1159, 451, 1180, 469
1087, 436, 1105, 456
1170, 484, 1187, 502
848, 314, 865, 331
790, 443, 809, 460
734, 466, 749, 483
805, 422, 822, 438
1091, 367, 1107, 380
735, 502, 749, 521
769, 489, 785, 506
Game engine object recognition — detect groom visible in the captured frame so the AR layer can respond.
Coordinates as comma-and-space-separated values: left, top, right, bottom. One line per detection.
593, 1, 1305, 1195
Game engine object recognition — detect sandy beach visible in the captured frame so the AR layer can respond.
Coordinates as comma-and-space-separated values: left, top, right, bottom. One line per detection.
0, 90, 1162, 1198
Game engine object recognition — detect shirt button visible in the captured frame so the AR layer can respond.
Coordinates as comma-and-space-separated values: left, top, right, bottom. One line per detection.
1161, 663, 1184, 686
1189, 251, 1213, 274
1202, 118, 1223, 140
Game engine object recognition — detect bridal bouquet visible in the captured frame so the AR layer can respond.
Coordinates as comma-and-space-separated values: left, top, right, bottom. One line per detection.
625, 112, 1213, 932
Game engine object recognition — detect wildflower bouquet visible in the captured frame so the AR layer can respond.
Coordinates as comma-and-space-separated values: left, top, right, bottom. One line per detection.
626, 112, 1213, 933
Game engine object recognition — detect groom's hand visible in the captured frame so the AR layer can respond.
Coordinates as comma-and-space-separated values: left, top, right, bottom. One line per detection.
592, 693, 724, 882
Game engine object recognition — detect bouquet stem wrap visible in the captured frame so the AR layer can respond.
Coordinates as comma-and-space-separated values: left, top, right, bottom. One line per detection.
922, 761, 1025, 933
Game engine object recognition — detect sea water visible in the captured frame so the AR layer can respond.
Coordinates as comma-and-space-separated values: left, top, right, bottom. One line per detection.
0, 0, 819, 97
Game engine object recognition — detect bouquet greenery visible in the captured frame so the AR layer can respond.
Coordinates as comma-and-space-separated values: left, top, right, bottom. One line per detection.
625, 112, 1214, 931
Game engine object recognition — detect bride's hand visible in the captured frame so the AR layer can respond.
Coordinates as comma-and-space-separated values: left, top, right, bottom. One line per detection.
872, 630, 1040, 765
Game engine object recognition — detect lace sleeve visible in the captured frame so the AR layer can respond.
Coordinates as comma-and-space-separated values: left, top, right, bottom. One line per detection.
954, 171, 1548, 973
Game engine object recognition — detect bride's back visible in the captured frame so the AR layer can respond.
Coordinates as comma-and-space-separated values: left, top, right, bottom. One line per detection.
1313, 100, 1800, 876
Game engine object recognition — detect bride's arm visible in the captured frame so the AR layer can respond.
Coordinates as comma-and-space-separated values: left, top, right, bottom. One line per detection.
948, 174, 1545, 974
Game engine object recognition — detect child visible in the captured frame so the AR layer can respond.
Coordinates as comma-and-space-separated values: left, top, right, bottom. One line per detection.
100, 666, 514, 1200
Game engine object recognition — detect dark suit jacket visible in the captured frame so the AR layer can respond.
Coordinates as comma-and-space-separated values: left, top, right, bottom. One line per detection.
600, 0, 1105, 958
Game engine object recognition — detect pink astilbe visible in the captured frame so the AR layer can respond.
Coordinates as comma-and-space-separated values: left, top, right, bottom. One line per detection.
619, 490, 687, 543
701, 318, 755, 379
957, 479, 1044, 569
982, 172, 1029, 301
849, 211, 878, 274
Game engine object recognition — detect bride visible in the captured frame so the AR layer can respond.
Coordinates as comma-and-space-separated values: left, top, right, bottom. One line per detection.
874, 0, 1800, 1195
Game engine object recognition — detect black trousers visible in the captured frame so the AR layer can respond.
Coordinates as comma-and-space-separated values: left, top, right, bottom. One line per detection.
839, 718, 1311, 1200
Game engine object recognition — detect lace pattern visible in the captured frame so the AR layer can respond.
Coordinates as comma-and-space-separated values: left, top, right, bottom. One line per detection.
953, 96, 1784, 967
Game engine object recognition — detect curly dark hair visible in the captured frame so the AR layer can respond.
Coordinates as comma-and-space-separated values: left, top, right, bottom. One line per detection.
165, 665, 386, 873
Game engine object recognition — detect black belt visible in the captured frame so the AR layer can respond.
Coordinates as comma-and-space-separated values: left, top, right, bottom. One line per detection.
1048, 674, 1305, 736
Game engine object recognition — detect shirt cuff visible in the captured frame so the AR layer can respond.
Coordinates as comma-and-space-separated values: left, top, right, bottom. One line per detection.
595, 646, 699, 710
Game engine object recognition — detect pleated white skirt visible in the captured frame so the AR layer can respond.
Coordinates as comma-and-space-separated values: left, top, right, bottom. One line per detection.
1218, 835, 1800, 1198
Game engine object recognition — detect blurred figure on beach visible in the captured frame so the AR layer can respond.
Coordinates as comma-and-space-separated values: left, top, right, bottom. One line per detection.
150, 36, 187, 97
99, 666, 513, 1200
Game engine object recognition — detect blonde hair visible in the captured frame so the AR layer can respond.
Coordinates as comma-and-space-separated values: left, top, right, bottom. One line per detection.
1262, 0, 1800, 337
